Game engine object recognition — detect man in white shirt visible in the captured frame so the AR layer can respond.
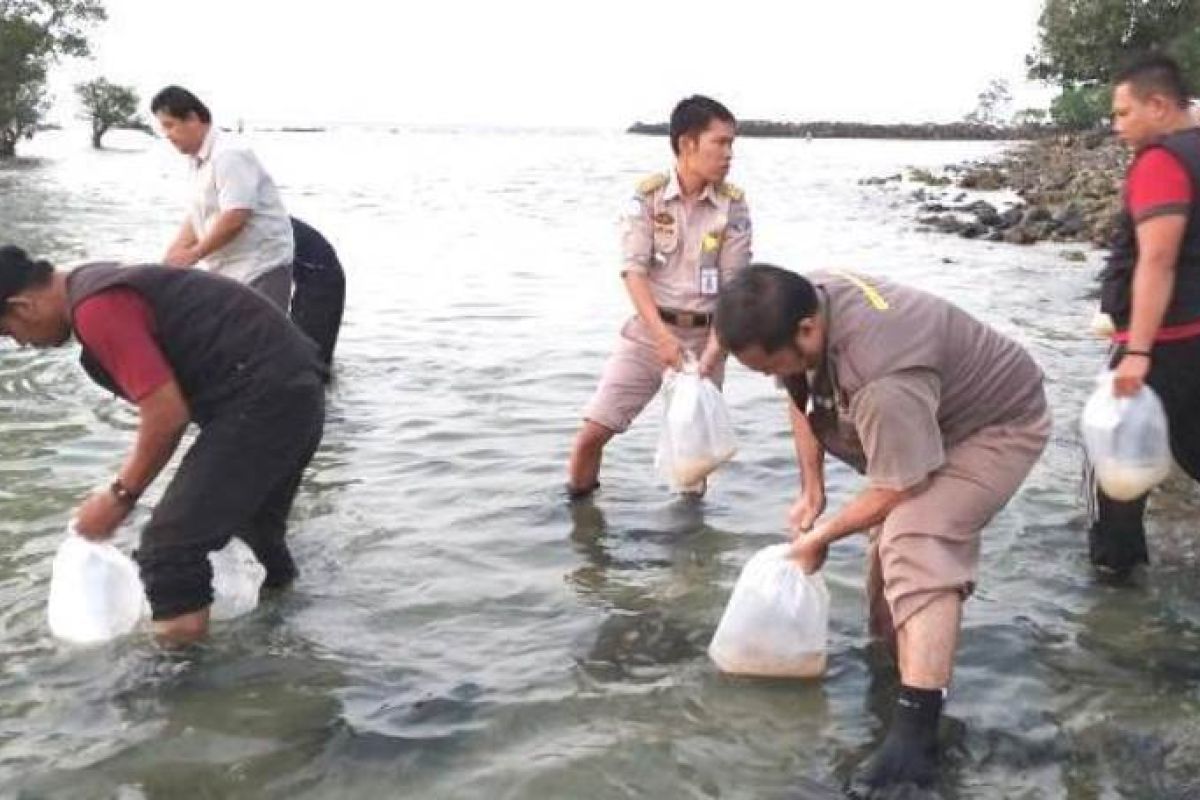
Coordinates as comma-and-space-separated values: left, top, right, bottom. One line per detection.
151, 86, 294, 309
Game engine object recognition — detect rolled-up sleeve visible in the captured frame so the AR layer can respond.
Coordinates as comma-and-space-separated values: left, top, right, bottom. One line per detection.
619, 194, 653, 277
212, 150, 261, 211
851, 369, 945, 491
719, 196, 752, 282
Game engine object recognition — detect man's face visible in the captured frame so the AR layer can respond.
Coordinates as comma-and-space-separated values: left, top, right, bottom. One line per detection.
0, 293, 70, 348
680, 119, 736, 185
732, 318, 823, 377
1112, 83, 1170, 149
155, 111, 207, 155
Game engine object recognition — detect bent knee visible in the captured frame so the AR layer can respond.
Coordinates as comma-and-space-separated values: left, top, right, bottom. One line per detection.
577, 420, 616, 449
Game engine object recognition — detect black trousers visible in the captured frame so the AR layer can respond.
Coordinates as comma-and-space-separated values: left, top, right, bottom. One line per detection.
1090, 335, 1200, 571
290, 217, 345, 370
135, 374, 325, 620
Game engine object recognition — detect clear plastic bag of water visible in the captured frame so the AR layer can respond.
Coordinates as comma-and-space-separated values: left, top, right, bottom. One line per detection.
708, 543, 830, 678
208, 537, 266, 621
47, 524, 145, 644
46, 525, 266, 641
655, 356, 737, 490
1081, 371, 1173, 501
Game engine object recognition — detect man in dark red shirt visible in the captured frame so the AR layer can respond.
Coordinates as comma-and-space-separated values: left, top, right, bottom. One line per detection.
1093, 54, 1200, 574
0, 246, 325, 644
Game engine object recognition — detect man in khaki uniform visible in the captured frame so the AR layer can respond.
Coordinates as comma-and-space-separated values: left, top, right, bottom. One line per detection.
566, 95, 752, 496
717, 265, 1049, 792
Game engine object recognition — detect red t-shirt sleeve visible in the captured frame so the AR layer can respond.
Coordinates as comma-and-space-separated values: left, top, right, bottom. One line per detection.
1127, 148, 1193, 221
73, 288, 174, 402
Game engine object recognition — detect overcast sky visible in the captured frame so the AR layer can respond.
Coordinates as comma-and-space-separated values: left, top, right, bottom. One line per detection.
51, 0, 1057, 129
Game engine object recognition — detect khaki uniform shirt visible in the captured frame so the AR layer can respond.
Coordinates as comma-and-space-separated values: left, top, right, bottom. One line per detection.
801, 271, 1046, 490
619, 170, 752, 314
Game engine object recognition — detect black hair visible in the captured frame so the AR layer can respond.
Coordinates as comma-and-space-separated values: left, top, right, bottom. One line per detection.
1115, 53, 1191, 109
0, 245, 53, 306
716, 264, 819, 353
149, 85, 212, 123
668, 95, 735, 155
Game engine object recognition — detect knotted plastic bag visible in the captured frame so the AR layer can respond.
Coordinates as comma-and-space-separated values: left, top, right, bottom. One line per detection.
1081, 372, 1173, 502
655, 357, 737, 490
47, 524, 145, 644
208, 537, 266, 621
709, 543, 830, 678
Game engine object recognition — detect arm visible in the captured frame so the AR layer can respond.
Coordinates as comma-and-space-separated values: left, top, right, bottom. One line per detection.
788, 402, 826, 533
1113, 214, 1187, 396
192, 208, 252, 260
73, 380, 191, 540
791, 485, 915, 573
624, 271, 683, 370
620, 190, 682, 369
791, 371, 943, 572
163, 216, 200, 267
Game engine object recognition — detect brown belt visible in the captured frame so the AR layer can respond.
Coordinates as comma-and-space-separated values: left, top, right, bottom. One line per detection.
658, 307, 713, 328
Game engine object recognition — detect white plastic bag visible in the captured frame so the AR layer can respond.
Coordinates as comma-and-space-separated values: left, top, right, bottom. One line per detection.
655, 358, 737, 490
208, 538, 266, 621
47, 524, 145, 644
709, 544, 830, 678
1081, 372, 1173, 501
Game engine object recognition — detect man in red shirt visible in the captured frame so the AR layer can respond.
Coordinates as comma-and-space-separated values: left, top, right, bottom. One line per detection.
0, 246, 325, 644
1093, 54, 1200, 574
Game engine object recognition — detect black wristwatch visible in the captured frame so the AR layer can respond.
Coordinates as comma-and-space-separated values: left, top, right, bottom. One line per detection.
109, 477, 139, 507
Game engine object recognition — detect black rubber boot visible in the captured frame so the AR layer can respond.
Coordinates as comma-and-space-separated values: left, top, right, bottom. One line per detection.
851, 685, 943, 795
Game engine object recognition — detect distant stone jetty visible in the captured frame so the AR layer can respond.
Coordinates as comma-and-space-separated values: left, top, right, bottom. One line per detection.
628, 120, 1051, 142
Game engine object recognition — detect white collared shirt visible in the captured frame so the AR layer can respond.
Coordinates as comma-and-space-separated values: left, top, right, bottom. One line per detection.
188, 126, 294, 283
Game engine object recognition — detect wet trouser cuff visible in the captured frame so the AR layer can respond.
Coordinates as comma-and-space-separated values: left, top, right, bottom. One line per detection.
1089, 491, 1149, 575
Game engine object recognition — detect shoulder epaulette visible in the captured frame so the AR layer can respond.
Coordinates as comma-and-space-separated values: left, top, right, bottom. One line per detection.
718, 182, 744, 201
637, 172, 669, 195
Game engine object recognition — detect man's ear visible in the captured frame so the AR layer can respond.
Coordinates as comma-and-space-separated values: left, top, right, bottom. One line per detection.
4, 295, 34, 318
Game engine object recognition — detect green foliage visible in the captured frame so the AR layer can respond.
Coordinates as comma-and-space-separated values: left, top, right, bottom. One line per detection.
1049, 84, 1111, 129
0, 0, 106, 157
1029, 0, 1200, 85
75, 77, 141, 148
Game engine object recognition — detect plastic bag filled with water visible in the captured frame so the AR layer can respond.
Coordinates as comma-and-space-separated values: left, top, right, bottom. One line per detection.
655, 357, 737, 490
1081, 371, 1173, 502
208, 537, 266, 621
47, 524, 145, 644
709, 543, 830, 678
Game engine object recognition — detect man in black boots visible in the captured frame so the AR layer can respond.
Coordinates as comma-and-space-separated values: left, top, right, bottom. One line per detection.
1093, 54, 1200, 576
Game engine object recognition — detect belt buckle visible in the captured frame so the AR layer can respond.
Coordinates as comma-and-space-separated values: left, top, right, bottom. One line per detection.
678, 311, 696, 327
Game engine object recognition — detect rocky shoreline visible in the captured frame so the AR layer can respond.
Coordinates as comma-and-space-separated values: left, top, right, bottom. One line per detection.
866, 132, 1127, 249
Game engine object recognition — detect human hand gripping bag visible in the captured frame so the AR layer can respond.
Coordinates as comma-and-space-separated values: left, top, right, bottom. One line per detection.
1081, 371, 1173, 502
47, 523, 146, 644
655, 356, 737, 490
708, 543, 830, 678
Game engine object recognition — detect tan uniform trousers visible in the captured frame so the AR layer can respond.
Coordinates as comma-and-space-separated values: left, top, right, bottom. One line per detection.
583, 316, 724, 434
867, 406, 1051, 631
